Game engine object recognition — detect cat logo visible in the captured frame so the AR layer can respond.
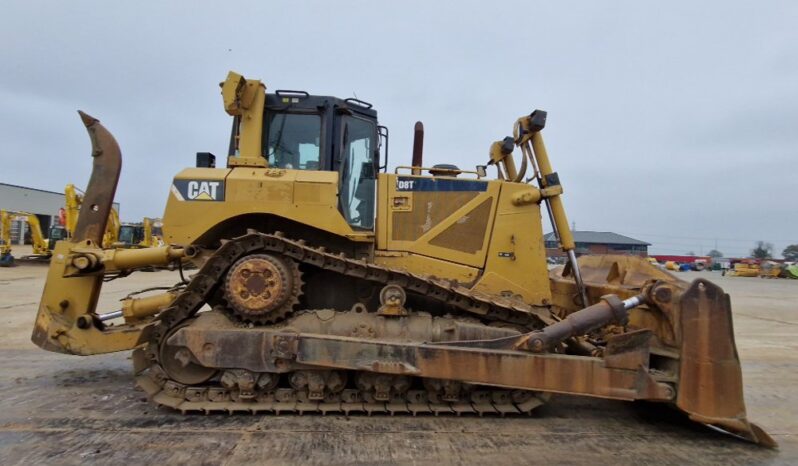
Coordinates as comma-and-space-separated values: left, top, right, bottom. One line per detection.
187, 181, 220, 200
171, 179, 225, 201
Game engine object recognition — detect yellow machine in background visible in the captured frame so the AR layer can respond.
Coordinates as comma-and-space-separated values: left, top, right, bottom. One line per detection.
64, 184, 81, 234
66, 183, 140, 249
2, 210, 70, 261
759, 262, 783, 279
15, 212, 50, 257
728, 262, 760, 277
103, 207, 120, 249
0, 210, 13, 266
664, 261, 679, 271
29, 72, 774, 447
2, 183, 150, 264
142, 217, 164, 247
118, 217, 163, 248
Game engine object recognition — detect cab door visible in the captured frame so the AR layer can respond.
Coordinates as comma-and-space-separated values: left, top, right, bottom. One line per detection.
337, 115, 378, 230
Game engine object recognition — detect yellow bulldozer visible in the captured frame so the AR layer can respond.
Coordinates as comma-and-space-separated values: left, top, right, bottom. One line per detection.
118, 217, 163, 248
31, 72, 774, 447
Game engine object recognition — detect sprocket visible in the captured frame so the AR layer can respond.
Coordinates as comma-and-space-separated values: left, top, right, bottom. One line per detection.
223, 253, 302, 325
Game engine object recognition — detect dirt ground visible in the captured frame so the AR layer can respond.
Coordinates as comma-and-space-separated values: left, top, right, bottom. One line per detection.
0, 255, 795, 465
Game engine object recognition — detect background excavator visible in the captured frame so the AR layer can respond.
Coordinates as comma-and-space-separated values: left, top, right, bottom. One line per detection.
0, 210, 65, 264
0, 210, 12, 266
63, 183, 120, 249
30, 71, 774, 447
8, 211, 53, 259
63, 183, 153, 249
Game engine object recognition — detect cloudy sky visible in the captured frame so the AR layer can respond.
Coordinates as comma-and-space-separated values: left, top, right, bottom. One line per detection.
1, 1, 795, 257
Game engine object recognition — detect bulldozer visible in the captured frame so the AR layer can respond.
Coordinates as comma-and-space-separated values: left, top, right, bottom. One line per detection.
118, 217, 163, 248
31, 71, 774, 447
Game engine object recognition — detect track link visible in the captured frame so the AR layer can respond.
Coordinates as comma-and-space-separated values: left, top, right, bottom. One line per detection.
136, 369, 550, 416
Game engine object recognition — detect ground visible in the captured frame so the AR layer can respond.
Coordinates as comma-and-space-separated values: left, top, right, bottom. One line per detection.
0, 253, 795, 465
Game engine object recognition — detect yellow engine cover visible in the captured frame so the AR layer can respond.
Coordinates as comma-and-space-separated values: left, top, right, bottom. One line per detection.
377, 173, 551, 305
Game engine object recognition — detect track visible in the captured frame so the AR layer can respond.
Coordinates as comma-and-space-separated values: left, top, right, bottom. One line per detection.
134, 231, 557, 415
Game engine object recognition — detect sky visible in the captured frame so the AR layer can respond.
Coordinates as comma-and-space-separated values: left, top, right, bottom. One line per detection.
0, 1, 795, 258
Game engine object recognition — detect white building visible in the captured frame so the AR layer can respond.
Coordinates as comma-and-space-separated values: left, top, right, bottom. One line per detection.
0, 183, 120, 245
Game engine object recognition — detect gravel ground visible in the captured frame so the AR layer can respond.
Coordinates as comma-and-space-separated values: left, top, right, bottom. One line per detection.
0, 259, 795, 465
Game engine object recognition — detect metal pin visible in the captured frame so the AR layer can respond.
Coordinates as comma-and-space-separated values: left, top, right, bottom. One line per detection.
97, 310, 123, 321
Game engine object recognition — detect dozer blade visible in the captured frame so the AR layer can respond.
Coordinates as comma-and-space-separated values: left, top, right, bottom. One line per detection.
676, 279, 776, 447
550, 255, 776, 447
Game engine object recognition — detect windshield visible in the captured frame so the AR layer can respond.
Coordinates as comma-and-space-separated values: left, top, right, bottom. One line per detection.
118, 226, 139, 245
49, 227, 66, 240
265, 113, 322, 170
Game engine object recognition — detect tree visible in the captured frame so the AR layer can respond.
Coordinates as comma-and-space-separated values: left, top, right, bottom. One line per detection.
707, 249, 723, 258
783, 244, 798, 262
686, 251, 696, 256
750, 241, 773, 260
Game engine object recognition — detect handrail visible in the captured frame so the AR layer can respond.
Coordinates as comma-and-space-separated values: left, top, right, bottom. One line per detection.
394, 165, 485, 179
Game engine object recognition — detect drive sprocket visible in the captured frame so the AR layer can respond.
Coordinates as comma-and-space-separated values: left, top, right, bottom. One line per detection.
223, 253, 302, 324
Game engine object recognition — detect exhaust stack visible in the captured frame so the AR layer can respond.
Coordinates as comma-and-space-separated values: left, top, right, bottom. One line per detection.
411, 121, 424, 175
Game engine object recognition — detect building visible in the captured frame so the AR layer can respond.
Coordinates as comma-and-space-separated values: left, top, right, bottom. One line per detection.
544, 230, 650, 257
0, 182, 119, 245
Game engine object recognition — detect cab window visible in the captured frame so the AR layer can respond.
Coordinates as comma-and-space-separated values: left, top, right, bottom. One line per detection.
339, 116, 376, 229
265, 113, 322, 170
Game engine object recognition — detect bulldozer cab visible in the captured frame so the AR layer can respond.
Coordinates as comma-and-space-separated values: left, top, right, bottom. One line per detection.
211, 72, 548, 288
118, 224, 145, 247
47, 225, 67, 251
227, 90, 381, 231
